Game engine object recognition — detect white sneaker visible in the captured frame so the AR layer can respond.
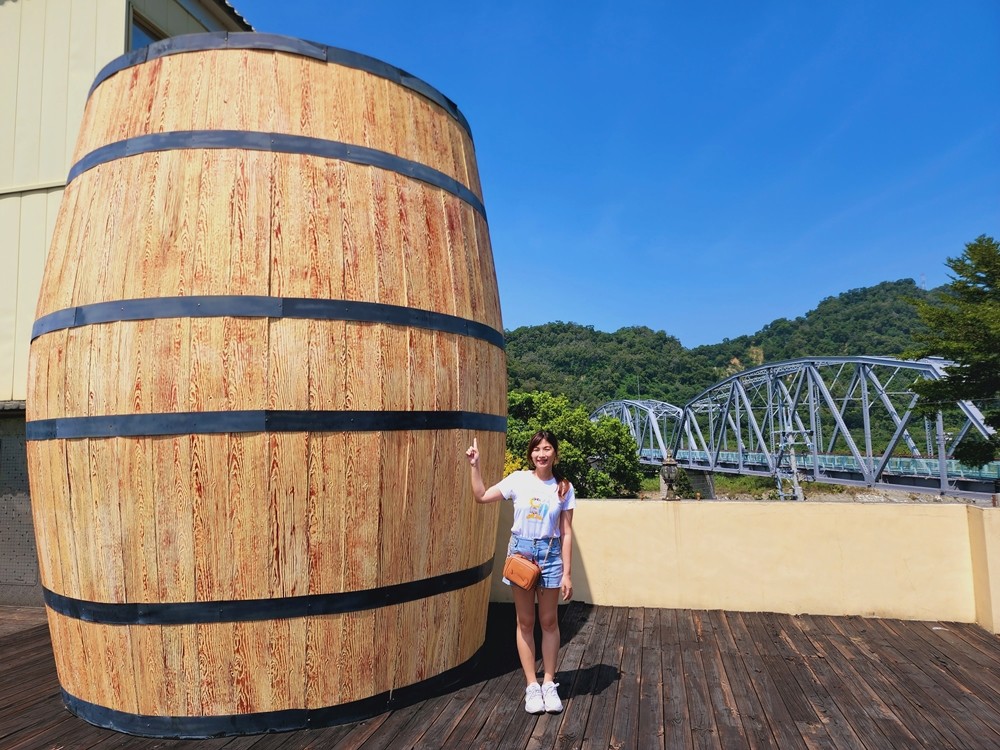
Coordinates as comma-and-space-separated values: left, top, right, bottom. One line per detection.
541, 681, 563, 713
524, 682, 545, 714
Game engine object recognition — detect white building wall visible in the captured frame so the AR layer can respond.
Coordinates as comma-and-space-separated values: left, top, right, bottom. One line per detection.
0, 0, 248, 402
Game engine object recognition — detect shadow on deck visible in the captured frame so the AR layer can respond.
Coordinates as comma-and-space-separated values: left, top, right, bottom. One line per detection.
2, 602, 999, 749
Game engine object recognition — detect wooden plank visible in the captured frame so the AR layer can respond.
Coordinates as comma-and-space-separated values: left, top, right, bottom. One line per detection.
579, 606, 628, 750
303, 437, 346, 709
376, 429, 409, 697
403, 681, 489, 749
25, 438, 65, 593
635, 608, 666, 750
776, 614, 894, 750
492, 692, 541, 750
659, 609, 693, 750
707, 611, 776, 750
443, 670, 517, 749
266, 321, 310, 713
189, 354, 234, 717
441, 192, 473, 322
462, 669, 524, 750
725, 612, 805, 749
151, 317, 196, 715
320, 712, 392, 750
0, 686, 68, 739
339, 699, 431, 750
6, 711, 119, 750
805, 615, 955, 749
524, 601, 600, 750
251, 722, 360, 750
897, 621, 1000, 705
760, 612, 865, 750
797, 614, 920, 749
552, 604, 614, 749
692, 611, 749, 749
7, 606, 1000, 750
118, 316, 162, 715
607, 607, 644, 750
941, 621, 1000, 667
674, 609, 722, 750
840, 616, 984, 750
2, 712, 92, 750
839, 616, 996, 750
742, 612, 843, 749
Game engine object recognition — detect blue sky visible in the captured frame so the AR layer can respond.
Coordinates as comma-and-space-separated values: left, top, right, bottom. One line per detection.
233, 1, 999, 347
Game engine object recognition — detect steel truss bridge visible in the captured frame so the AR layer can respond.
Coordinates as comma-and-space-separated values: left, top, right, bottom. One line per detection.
591, 356, 998, 502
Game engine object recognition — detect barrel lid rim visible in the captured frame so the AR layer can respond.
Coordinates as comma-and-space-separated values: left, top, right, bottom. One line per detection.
88, 31, 473, 140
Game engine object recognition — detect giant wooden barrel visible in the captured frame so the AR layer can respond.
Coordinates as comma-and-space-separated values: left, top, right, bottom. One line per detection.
25, 32, 505, 738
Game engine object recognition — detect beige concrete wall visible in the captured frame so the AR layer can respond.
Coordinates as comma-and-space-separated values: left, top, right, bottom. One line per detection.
968, 506, 1000, 633
489, 500, 998, 633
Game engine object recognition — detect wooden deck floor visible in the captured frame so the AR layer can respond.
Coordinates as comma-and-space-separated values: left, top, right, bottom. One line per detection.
2, 602, 999, 749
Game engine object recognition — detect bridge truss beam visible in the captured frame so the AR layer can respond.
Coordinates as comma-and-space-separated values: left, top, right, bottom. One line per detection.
594, 357, 998, 503
590, 399, 684, 465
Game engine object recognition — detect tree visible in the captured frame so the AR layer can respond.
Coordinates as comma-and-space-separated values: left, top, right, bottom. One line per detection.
909, 235, 1000, 466
506, 390, 643, 498
672, 468, 696, 499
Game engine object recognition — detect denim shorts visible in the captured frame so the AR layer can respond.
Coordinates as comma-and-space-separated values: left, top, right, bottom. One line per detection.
504, 535, 563, 589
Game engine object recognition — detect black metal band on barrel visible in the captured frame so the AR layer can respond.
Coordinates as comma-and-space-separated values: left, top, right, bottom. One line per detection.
26, 410, 507, 441
31, 295, 505, 349
89, 32, 472, 138
60, 645, 481, 738
66, 129, 486, 218
42, 558, 493, 625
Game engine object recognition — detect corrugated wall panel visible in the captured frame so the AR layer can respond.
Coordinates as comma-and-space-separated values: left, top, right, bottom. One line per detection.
12, 191, 62, 402
0, 196, 20, 399
65, 3, 102, 166
95, 0, 128, 63
1, 0, 127, 403
38, 0, 74, 181
2, 0, 247, 402
0, 2, 23, 189
12, 0, 46, 188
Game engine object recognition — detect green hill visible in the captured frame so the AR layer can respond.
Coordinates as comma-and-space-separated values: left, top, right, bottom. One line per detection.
505, 278, 933, 409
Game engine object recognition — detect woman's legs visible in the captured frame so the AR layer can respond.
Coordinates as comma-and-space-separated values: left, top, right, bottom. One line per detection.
536, 587, 561, 683
512, 584, 539, 686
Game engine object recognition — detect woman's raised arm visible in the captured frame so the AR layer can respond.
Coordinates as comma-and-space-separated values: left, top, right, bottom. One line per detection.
466, 437, 505, 503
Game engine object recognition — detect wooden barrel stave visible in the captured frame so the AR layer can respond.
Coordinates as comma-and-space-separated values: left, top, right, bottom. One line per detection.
32, 430, 503, 597
35, 156, 499, 326
75, 52, 482, 199
31, 323, 506, 421
29, 34, 504, 735
46, 579, 491, 716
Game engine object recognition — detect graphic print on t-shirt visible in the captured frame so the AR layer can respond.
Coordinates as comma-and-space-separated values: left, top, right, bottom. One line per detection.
526, 496, 547, 523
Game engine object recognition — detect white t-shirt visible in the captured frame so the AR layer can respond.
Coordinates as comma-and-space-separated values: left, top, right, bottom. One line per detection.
496, 471, 576, 539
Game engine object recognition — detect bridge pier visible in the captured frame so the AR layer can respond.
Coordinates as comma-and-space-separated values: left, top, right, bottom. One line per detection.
660, 468, 716, 499
686, 470, 716, 499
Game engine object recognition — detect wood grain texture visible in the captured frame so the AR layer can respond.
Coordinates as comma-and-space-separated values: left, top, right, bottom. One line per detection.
28, 43, 503, 727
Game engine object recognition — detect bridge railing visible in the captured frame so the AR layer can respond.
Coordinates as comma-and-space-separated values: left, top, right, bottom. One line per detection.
668, 449, 1000, 481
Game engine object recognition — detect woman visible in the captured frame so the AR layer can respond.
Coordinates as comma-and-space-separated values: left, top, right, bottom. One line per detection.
466, 430, 575, 714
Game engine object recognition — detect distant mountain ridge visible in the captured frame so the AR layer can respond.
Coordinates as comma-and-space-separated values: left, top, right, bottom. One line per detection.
505, 278, 933, 410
